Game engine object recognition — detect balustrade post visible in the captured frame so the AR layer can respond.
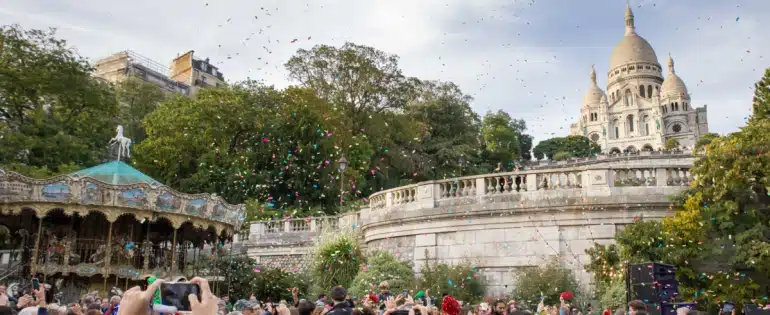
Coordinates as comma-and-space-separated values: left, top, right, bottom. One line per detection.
655, 168, 667, 186
284, 221, 291, 232
475, 178, 486, 196
385, 192, 393, 208
525, 174, 538, 191
310, 219, 318, 232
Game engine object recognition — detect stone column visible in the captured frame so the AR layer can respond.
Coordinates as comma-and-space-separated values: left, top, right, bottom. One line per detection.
170, 228, 178, 274
104, 220, 114, 278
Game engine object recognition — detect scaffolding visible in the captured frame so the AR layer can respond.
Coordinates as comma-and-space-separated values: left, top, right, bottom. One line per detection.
124, 50, 170, 78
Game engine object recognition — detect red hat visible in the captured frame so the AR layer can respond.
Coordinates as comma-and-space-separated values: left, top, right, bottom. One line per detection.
442, 296, 461, 315
368, 295, 379, 304
560, 291, 574, 301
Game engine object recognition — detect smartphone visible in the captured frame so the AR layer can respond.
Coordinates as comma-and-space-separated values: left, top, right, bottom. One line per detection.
723, 303, 734, 313
402, 290, 408, 297
32, 278, 39, 290
160, 282, 201, 312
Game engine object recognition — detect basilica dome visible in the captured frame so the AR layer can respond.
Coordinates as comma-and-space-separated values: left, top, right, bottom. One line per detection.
608, 6, 660, 70
583, 66, 606, 106
661, 55, 688, 97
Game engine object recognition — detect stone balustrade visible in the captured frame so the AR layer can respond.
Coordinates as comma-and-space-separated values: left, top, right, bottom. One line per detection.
241, 151, 699, 294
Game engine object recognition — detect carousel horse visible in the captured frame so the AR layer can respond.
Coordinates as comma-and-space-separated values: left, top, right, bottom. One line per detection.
108, 125, 132, 160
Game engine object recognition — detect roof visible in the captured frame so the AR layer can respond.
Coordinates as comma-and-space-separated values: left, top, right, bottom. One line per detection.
71, 161, 161, 186
609, 6, 659, 70
661, 55, 688, 97
583, 67, 606, 106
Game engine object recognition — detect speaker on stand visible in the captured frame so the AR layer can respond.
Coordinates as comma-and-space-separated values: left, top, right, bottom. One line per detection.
626, 263, 680, 315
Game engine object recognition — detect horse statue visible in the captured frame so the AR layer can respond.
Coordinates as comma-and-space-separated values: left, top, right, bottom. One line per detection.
108, 125, 132, 160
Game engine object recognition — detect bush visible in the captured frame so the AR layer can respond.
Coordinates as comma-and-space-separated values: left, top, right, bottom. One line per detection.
664, 138, 680, 150
599, 280, 626, 310
309, 231, 365, 296
196, 254, 309, 301
349, 251, 415, 298
418, 252, 485, 304
512, 258, 579, 311
553, 151, 572, 161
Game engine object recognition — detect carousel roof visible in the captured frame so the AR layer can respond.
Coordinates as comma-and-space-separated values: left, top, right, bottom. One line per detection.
71, 161, 161, 186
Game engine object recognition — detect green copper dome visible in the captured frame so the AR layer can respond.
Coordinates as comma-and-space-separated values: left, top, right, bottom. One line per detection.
72, 161, 160, 186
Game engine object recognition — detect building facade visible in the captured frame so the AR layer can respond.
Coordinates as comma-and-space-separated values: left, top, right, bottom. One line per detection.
93, 50, 225, 97
570, 6, 709, 153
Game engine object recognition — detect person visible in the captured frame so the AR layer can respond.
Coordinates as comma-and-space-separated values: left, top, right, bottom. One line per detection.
298, 301, 316, 315
223, 296, 234, 312
102, 296, 120, 315
441, 296, 461, 315
0, 306, 12, 315
559, 292, 573, 315
326, 287, 352, 315
0, 285, 9, 307
376, 282, 391, 311
627, 301, 646, 315
114, 277, 216, 315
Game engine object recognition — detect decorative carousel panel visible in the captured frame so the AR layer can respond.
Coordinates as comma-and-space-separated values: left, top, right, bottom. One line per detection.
185, 199, 206, 216
0, 179, 34, 201
116, 265, 140, 279
42, 182, 71, 201
81, 182, 104, 205
156, 191, 182, 212
211, 203, 228, 220
74, 264, 101, 277
119, 188, 147, 207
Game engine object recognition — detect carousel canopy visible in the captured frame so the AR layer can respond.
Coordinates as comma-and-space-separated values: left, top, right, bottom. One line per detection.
71, 161, 160, 186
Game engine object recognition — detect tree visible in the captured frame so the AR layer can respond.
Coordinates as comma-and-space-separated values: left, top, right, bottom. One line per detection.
519, 134, 534, 161
584, 243, 621, 288
0, 25, 119, 174
512, 258, 579, 311
533, 136, 600, 160
418, 254, 485, 304
197, 254, 309, 301
664, 138, 680, 150
114, 77, 167, 144
406, 81, 482, 179
695, 133, 720, 151
349, 251, 414, 298
309, 231, 365, 296
553, 151, 572, 161
752, 68, 770, 120
284, 42, 416, 119
480, 110, 521, 167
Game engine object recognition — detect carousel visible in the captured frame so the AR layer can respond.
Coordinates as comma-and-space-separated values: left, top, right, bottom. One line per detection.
0, 126, 245, 302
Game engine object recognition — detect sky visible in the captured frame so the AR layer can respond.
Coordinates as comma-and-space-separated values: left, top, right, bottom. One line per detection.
1, 0, 768, 144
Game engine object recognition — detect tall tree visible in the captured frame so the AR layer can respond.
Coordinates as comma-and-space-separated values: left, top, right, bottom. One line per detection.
114, 77, 167, 144
532, 136, 599, 160
406, 81, 481, 179
752, 68, 770, 121
0, 25, 118, 174
480, 110, 521, 167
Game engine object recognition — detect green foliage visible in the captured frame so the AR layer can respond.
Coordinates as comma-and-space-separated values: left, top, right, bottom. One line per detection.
519, 134, 534, 161
752, 68, 770, 120
0, 162, 82, 178
406, 81, 481, 180
481, 110, 522, 166
695, 133, 720, 151
0, 25, 119, 172
512, 259, 579, 311
310, 231, 365, 295
664, 138, 680, 150
418, 253, 485, 304
197, 254, 309, 301
584, 243, 622, 288
598, 280, 626, 310
553, 151, 572, 161
349, 251, 415, 298
114, 77, 167, 144
533, 136, 599, 160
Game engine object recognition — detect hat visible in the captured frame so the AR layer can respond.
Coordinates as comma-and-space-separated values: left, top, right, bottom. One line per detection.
368, 295, 379, 304
560, 291, 574, 301
415, 291, 425, 299
442, 296, 461, 315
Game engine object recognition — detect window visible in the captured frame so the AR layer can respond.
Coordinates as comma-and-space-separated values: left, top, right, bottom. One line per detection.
639, 85, 646, 98
648, 85, 653, 98
672, 124, 682, 133
645, 123, 650, 135
627, 115, 635, 132
625, 89, 632, 106
675, 102, 679, 111
591, 133, 600, 142
613, 119, 620, 139
670, 103, 674, 112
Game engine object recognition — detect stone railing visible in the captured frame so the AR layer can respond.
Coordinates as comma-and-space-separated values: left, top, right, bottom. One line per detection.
0, 168, 245, 230
242, 212, 361, 244
365, 151, 697, 214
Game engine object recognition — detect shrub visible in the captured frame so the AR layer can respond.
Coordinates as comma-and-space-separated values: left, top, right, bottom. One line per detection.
349, 251, 415, 298
553, 151, 572, 161
418, 252, 485, 304
512, 258, 579, 311
664, 138, 680, 150
309, 231, 365, 295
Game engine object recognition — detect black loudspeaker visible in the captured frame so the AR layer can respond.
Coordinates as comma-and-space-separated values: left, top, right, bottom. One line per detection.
744, 305, 770, 315
627, 263, 680, 305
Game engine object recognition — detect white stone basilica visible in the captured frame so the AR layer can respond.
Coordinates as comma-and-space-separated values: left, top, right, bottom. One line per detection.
570, 5, 709, 153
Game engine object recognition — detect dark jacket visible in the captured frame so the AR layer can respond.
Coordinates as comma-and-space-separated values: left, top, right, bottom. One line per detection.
327, 302, 353, 315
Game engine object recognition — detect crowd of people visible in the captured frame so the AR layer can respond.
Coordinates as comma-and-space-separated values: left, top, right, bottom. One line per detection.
0, 279, 767, 315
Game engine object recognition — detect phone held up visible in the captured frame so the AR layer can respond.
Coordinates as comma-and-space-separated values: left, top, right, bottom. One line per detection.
402, 290, 408, 298
32, 278, 40, 290
160, 282, 201, 312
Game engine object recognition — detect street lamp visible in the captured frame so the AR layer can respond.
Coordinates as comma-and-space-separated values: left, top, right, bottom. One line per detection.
338, 154, 348, 206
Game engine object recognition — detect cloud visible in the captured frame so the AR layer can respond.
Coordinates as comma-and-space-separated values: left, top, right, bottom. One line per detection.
1, 0, 767, 144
